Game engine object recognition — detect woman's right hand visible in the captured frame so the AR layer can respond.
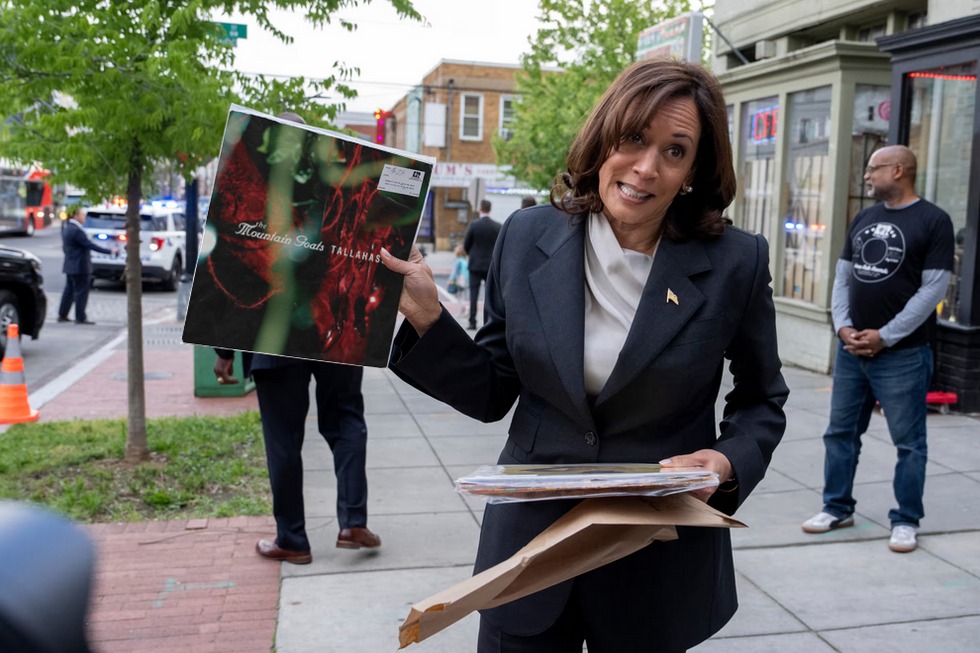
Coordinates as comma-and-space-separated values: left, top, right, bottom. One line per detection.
381, 246, 442, 337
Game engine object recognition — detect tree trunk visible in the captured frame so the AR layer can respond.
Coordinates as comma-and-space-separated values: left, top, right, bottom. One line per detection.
124, 164, 149, 463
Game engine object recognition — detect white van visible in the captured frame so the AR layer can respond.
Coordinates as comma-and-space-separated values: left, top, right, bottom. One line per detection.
84, 204, 187, 291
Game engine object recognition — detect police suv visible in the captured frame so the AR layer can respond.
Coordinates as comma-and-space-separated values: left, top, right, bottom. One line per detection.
84, 203, 187, 291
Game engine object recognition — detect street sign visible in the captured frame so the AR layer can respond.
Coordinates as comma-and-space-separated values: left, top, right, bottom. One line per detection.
637, 12, 704, 63
213, 22, 248, 47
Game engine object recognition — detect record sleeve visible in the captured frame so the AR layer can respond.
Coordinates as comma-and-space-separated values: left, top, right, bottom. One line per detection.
182, 105, 435, 367
455, 463, 719, 503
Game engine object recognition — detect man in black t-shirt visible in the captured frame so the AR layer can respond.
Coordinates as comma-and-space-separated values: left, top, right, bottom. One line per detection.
802, 146, 954, 554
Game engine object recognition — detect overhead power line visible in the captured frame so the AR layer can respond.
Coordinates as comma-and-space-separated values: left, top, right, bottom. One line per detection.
232, 71, 526, 95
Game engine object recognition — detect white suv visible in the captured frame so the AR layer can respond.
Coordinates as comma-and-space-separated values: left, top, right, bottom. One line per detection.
84, 204, 187, 291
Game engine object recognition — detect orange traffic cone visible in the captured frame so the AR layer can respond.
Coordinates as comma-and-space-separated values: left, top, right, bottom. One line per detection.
0, 324, 39, 424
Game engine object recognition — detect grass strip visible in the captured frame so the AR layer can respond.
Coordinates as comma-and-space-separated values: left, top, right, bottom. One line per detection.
0, 412, 271, 523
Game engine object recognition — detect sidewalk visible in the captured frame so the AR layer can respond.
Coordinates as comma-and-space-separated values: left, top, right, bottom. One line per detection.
81, 516, 279, 653
26, 321, 267, 652
26, 314, 980, 652
273, 343, 980, 652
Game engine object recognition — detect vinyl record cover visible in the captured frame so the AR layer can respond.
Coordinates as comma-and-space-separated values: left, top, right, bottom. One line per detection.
182, 105, 435, 367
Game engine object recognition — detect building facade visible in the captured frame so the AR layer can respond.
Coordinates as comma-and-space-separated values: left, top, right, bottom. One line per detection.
712, 0, 980, 412
385, 60, 558, 251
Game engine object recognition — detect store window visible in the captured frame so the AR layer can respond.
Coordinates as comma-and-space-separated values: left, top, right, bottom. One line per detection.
460, 93, 484, 141
780, 86, 831, 302
848, 85, 891, 225
499, 95, 515, 141
738, 97, 779, 237
907, 61, 977, 323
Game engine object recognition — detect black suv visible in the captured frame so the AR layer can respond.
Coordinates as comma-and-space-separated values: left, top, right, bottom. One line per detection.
0, 244, 46, 357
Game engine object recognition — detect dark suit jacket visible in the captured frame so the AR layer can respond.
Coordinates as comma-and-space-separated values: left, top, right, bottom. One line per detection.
390, 204, 788, 649
463, 215, 502, 274
62, 221, 113, 275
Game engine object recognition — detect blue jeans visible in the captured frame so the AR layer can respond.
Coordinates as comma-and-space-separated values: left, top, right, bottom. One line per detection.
822, 341, 933, 527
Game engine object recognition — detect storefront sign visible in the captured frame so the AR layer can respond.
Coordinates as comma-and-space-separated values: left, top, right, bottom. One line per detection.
637, 12, 704, 62
431, 163, 511, 187
752, 106, 779, 143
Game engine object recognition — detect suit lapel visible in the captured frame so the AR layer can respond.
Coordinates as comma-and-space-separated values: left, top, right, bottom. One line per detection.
528, 219, 594, 427
595, 237, 711, 407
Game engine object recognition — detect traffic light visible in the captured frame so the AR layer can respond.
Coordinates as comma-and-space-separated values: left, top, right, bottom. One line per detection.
375, 109, 392, 145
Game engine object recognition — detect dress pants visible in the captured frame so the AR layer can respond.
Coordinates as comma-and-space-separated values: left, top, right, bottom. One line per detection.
59, 273, 91, 322
477, 580, 686, 653
253, 362, 367, 552
469, 270, 487, 328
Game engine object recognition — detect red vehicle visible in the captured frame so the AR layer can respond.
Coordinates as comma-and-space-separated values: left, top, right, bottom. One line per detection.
0, 166, 54, 236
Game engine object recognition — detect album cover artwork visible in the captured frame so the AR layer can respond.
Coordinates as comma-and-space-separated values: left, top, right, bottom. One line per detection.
182, 105, 435, 367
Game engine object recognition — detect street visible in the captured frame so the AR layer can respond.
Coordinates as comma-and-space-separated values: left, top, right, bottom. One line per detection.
1, 225, 178, 393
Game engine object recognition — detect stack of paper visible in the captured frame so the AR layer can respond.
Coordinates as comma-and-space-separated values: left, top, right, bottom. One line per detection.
455, 463, 719, 503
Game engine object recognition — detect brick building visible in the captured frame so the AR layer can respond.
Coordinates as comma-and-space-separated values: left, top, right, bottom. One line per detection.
385, 59, 561, 251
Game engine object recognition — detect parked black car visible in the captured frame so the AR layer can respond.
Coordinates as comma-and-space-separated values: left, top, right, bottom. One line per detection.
0, 244, 46, 358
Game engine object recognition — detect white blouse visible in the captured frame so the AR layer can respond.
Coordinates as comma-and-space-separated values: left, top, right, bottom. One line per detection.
583, 212, 658, 397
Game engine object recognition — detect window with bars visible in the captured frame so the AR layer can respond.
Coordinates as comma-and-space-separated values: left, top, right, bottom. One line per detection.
460, 93, 483, 141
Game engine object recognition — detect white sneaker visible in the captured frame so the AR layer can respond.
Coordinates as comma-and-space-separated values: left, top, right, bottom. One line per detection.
802, 511, 855, 533
889, 525, 917, 552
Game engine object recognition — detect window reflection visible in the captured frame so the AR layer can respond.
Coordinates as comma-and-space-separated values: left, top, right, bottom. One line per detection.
781, 87, 831, 303
848, 85, 891, 226
739, 97, 779, 237
907, 61, 976, 323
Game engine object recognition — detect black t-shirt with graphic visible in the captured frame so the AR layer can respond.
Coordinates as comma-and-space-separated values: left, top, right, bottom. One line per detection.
841, 199, 954, 349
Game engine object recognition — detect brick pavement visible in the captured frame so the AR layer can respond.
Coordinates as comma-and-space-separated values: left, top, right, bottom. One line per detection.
80, 517, 280, 653
39, 347, 257, 422
26, 318, 274, 652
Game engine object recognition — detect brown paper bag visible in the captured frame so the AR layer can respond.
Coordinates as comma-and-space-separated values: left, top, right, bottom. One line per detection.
398, 494, 745, 648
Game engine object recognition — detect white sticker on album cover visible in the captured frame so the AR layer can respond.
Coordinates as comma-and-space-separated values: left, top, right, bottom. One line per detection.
378, 164, 425, 197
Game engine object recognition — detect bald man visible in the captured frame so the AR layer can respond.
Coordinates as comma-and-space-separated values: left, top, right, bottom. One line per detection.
803, 146, 954, 554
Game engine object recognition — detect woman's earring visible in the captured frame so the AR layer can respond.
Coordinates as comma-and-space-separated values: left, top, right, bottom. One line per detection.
679, 185, 693, 195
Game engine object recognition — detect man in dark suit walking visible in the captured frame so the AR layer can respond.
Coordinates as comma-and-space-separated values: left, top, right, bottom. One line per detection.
59, 206, 116, 325
206, 108, 379, 567
463, 199, 501, 330
214, 352, 380, 564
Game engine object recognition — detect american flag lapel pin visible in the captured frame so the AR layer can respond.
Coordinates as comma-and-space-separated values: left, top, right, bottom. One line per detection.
666, 289, 679, 305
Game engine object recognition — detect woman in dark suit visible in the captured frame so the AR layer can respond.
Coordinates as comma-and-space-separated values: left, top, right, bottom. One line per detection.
381, 58, 789, 653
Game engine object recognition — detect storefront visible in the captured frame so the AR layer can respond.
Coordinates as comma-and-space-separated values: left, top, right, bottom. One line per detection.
717, 41, 893, 373
879, 15, 980, 413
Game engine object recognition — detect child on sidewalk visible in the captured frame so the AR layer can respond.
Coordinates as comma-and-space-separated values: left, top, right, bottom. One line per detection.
449, 245, 469, 316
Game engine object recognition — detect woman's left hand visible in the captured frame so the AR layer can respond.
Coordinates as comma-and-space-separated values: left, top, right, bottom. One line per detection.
659, 450, 733, 503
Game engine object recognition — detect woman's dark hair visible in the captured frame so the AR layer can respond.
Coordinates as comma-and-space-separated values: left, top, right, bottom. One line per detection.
551, 58, 736, 241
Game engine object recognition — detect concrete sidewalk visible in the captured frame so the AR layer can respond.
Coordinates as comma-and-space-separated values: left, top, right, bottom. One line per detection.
275, 353, 980, 652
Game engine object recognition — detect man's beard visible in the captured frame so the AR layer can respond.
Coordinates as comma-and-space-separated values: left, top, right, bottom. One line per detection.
867, 184, 897, 202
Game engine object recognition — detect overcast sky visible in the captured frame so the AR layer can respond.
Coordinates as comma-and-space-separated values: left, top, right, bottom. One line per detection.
214, 0, 545, 116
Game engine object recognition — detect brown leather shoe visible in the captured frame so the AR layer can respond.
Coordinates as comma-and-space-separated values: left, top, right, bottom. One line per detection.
255, 539, 312, 564
336, 527, 381, 549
